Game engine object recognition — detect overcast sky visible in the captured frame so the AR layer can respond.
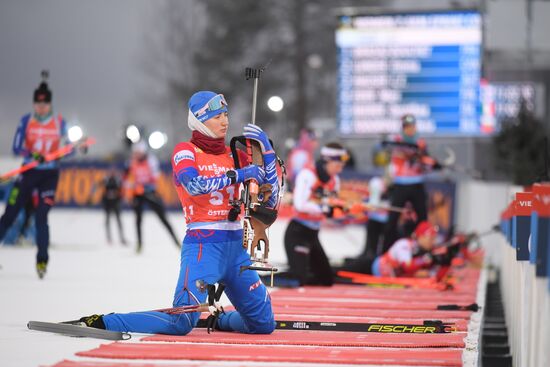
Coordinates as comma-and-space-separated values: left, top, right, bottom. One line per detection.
0, 0, 176, 157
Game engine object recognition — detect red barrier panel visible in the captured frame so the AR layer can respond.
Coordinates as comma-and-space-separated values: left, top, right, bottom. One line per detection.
270, 297, 474, 310
272, 287, 476, 302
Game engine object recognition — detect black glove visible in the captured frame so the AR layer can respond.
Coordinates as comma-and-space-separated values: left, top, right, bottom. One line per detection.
31, 152, 45, 163
324, 206, 335, 218
432, 161, 443, 170
432, 252, 452, 266
205, 283, 225, 334
432, 244, 460, 266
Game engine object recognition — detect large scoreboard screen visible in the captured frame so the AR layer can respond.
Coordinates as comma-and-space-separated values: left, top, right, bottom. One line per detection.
337, 12, 483, 135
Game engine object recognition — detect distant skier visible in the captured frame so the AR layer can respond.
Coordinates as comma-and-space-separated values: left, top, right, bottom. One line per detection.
90, 166, 127, 245
124, 142, 180, 253
0, 71, 68, 278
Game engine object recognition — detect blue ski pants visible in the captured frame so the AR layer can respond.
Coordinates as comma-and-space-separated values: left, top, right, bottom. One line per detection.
0, 169, 58, 263
103, 229, 275, 335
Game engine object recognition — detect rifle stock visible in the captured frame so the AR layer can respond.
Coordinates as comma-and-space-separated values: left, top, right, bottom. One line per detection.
240, 65, 279, 276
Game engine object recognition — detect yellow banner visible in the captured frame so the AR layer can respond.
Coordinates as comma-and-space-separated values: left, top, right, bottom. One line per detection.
55, 166, 180, 208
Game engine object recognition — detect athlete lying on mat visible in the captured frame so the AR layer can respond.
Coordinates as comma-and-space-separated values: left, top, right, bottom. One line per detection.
372, 220, 485, 278
371, 221, 438, 277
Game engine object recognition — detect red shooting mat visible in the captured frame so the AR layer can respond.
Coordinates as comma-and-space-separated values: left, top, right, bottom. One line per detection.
271, 297, 471, 312
312, 282, 478, 295
51, 361, 203, 367
270, 297, 473, 310
76, 344, 463, 366
271, 305, 473, 318
334, 267, 480, 289
271, 297, 471, 311
140, 328, 465, 348
337, 272, 479, 290
271, 287, 477, 302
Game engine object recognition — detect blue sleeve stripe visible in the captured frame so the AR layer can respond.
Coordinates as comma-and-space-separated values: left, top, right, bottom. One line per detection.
60, 118, 68, 140
176, 166, 231, 196
262, 153, 279, 208
12, 115, 30, 156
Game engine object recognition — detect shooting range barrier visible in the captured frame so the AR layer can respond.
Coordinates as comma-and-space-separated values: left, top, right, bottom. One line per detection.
497, 183, 550, 367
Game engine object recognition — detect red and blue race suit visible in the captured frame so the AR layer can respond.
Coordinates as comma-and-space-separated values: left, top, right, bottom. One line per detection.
0, 113, 67, 264
102, 141, 279, 335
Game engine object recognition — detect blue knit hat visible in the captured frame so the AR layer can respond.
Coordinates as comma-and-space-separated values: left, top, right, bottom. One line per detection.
188, 91, 228, 123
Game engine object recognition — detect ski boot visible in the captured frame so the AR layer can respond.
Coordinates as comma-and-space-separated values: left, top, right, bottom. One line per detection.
78, 314, 106, 329
36, 261, 47, 279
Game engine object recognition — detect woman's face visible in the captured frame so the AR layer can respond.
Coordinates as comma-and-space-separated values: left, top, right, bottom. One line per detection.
34, 102, 51, 117
325, 160, 345, 176
417, 233, 436, 251
403, 124, 417, 137
204, 112, 229, 138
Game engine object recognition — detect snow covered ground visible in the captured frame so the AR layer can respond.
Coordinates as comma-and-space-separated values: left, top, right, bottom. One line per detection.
0, 207, 365, 367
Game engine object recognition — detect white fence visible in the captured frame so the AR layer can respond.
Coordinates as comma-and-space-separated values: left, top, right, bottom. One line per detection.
476, 183, 550, 367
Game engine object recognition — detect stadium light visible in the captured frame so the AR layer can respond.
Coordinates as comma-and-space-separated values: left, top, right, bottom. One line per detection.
68, 125, 83, 142
267, 96, 284, 112
148, 131, 167, 150
307, 54, 323, 69
126, 125, 141, 143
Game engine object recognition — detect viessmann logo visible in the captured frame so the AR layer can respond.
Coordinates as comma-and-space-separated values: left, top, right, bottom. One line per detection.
173, 150, 194, 165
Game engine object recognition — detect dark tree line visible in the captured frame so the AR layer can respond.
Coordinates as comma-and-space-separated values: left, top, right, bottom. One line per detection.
144, 0, 373, 150
493, 102, 550, 185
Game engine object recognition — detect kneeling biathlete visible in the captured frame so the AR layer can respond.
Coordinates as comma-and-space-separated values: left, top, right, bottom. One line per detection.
79, 91, 279, 335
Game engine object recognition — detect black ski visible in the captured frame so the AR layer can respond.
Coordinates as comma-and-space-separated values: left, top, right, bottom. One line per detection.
274, 319, 453, 333
437, 303, 480, 312
196, 319, 454, 333
27, 321, 131, 340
